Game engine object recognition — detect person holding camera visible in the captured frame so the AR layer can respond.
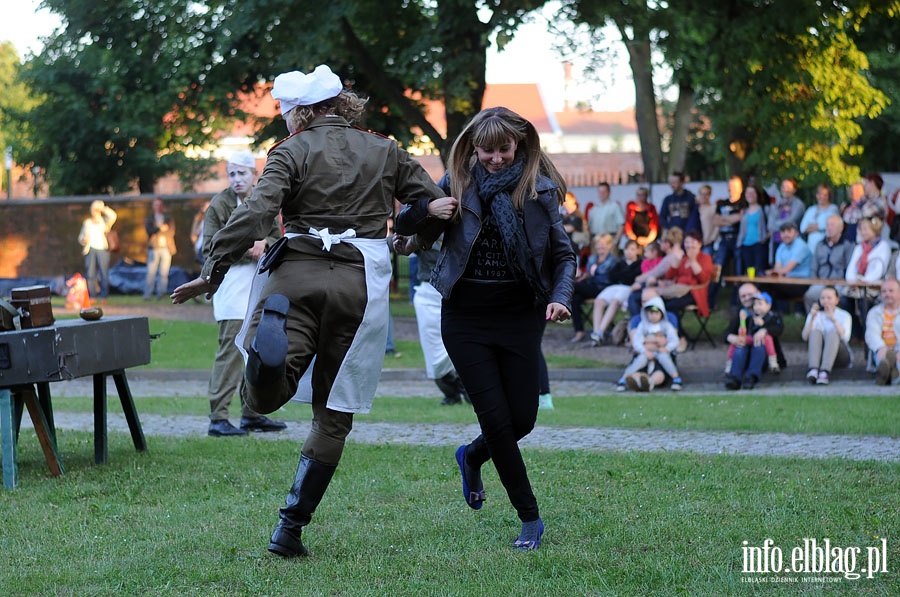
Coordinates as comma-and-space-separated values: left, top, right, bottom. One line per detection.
801, 285, 853, 385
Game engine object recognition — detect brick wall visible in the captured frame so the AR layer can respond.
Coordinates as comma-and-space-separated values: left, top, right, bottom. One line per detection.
0, 195, 210, 279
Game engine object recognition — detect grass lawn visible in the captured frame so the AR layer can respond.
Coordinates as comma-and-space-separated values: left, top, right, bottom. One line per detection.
2, 434, 897, 596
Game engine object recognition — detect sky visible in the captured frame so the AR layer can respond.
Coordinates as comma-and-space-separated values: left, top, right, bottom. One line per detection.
1, 0, 635, 112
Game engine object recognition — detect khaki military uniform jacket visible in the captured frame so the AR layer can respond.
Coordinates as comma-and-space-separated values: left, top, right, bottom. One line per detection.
202, 115, 443, 283
203, 186, 282, 266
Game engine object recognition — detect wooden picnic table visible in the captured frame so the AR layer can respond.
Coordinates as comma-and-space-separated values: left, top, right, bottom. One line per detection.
723, 275, 882, 289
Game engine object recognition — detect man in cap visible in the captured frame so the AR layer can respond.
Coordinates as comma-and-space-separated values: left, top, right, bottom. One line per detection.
172, 65, 447, 557
204, 150, 286, 437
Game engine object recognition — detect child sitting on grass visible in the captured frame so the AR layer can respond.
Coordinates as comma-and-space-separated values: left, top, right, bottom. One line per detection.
616, 296, 683, 392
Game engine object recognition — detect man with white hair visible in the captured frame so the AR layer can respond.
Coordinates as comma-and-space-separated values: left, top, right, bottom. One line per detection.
203, 150, 286, 437
172, 65, 447, 557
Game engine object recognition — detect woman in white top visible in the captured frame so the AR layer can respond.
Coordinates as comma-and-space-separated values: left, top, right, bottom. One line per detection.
844, 216, 891, 300
77, 200, 118, 300
802, 285, 853, 384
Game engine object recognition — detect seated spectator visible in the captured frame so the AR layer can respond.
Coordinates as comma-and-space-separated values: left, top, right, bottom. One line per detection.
799, 184, 839, 254
624, 186, 660, 247
765, 221, 812, 307
725, 292, 782, 376
627, 228, 683, 316
803, 215, 854, 312
844, 216, 890, 303
865, 278, 900, 385
724, 283, 785, 390
737, 184, 769, 276
570, 233, 617, 342
590, 240, 643, 345
802, 286, 852, 385
659, 230, 713, 320
615, 296, 683, 392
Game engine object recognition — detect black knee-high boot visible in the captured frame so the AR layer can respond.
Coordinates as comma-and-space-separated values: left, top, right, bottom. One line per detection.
268, 455, 337, 557
435, 372, 462, 405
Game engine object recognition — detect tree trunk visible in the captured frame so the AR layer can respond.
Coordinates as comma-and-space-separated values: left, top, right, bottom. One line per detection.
668, 81, 694, 175
623, 33, 664, 182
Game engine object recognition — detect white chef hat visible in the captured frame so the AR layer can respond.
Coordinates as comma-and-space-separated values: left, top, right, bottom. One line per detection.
228, 150, 256, 169
271, 65, 343, 116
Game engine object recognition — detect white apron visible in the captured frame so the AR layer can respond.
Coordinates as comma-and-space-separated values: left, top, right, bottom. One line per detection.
236, 229, 391, 414
412, 281, 454, 379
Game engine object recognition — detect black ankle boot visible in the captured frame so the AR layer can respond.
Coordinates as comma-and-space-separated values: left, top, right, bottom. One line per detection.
435, 372, 462, 405
268, 455, 337, 558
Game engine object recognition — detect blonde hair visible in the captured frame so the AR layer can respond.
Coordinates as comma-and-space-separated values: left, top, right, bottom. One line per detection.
446, 106, 566, 212
286, 89, 368, 132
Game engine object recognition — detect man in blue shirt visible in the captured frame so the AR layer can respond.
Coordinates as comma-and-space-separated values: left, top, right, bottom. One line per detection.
766, 221, 812, 306
659, 172, 699, 234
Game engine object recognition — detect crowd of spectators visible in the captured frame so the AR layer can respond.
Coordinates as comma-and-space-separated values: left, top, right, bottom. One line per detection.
562, 172, 900, 390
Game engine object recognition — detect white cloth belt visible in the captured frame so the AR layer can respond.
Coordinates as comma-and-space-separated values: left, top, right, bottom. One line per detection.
307, 227, 357, 251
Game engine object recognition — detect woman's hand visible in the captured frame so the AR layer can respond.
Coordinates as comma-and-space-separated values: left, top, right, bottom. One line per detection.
171, 277, 217, 304
427, 197, 459, 220
546, 302, 571, 322
392, 234, 418, 256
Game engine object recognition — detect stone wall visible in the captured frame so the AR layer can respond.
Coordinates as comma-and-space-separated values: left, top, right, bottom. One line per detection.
0, 195, 210, 279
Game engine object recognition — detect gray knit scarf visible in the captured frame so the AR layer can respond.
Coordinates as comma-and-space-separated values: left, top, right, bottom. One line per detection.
473, 159, 549, 305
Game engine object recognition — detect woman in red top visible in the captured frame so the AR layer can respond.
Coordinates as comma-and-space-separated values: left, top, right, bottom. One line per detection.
663, 231, 714, 317
625, 186, 660, 246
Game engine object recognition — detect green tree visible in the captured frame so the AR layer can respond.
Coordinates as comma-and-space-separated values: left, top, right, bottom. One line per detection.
19, 0, 234, 194
560, 0, 891, 186
208, 0, 547, 158
0, 42, 39, 194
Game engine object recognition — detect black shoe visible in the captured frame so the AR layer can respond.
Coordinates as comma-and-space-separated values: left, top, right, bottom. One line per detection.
742, 376, 758, 390
440, 395, 461, 406
724, 376, 741, 391
240, 416, 288, 432
208, 419, 248, 437
247, 294, 290, 387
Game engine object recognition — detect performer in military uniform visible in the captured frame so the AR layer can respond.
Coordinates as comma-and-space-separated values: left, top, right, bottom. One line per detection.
172, 65, 446, 557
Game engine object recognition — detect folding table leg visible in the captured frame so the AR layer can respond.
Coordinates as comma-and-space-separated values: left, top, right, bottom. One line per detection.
112, 371, 147, 452
1, 389, 17, 489
93, 373, 108, 465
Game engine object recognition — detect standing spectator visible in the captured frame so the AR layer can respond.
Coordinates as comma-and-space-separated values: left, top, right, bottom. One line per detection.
802, 286, 852, 385
570, 233, 616, 343
737, 185, 769, 277
765, 178, 804, 257
841, 181, 867, 242
586, 181, 625, 246
191, 200, 211, 266
865, 278, 900, 385
710, 176, 746, 308
143, 198, 177, 300
799, 184, 839, 254
624, 186, 660, 247
561, 192, 588, 252
203, 151, 286, 437
77, 200, 117, 302
695, 184, 719, 255
172, 64, 447, 558
803, 215, 854, 312
724, 283, 784, 390
861, 172, 888, 221
659, 172, 699, 234
394, 106, 575, 551
765, 221, 812, 306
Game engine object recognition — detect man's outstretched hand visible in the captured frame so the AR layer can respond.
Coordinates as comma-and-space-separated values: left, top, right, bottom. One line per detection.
171, 277, 217, 304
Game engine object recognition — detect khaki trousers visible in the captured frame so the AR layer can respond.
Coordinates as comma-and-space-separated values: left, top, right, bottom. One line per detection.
807, 329, 850, 372
242, 254, 367, 465
208, 319, 260, 421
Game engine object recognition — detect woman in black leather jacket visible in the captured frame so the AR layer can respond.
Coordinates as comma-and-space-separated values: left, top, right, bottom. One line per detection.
394, 106, 575, 551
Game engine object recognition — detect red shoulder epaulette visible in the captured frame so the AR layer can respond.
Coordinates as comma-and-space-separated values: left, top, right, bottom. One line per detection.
267, 130, 302, 154
353, 125, 395, 143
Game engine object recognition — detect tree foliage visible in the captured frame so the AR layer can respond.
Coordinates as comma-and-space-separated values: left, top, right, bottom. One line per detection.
0, 42, 40, 193
19, 0, 235, 194
560, 0, 894, 186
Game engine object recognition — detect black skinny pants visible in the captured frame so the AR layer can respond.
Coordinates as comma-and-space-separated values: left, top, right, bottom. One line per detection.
442, 302, 544, 522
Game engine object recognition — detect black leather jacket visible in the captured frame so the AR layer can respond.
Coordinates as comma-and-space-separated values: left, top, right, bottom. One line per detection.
395, 174, 575, 311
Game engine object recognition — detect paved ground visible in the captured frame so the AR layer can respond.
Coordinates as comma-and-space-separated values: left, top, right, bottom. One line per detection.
30, 302, 900, 464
